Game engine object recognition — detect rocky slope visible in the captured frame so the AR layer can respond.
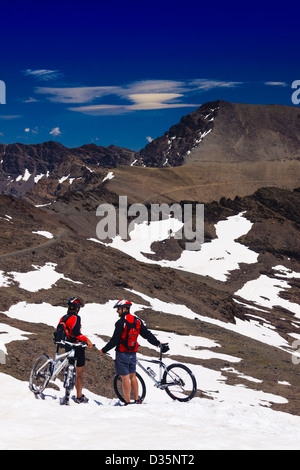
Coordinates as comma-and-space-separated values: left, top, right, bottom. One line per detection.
0, 186, 300, 414
106, 101, 300, 204
0, 141, 135, 203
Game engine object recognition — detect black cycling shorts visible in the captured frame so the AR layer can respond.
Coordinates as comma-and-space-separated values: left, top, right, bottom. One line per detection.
65, 345, 85, 367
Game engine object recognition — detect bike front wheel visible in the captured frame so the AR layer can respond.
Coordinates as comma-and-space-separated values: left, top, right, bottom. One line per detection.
113, 372, 146, 403
29, 354, 53, 394
63, 364, 76, 404
162, 363, 197, 402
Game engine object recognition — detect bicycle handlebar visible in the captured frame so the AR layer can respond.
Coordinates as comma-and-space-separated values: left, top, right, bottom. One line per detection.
56, 340, 88, 348
98, 343, 169, 358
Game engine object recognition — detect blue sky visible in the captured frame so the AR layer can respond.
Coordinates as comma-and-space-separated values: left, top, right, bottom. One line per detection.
1, 0, 299, 150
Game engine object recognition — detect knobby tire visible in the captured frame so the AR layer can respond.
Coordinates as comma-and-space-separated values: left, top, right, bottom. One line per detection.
29, 354, 52, 394
162, 363, 197, 402
113, 371, 146, 403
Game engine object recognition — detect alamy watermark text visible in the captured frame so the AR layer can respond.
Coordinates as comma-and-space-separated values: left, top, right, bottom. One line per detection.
291, 80, 300, 105
0, 80, 6, 104
96, 196, 204, 251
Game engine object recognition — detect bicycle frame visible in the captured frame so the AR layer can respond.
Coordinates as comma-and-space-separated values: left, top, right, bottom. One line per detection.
51, 347, 76, 381
29, 341, 88, 405
136, 348, 169, 388
35, 342, 82, 384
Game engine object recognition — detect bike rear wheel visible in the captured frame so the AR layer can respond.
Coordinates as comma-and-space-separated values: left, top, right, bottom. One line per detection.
29, 354, 52, 394
113, 372, 146, 403
162, 363, 197, 402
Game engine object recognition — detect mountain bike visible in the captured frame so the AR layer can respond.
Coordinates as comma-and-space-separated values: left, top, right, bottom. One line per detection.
113, 343, 197, 403
29, 340, 87, 405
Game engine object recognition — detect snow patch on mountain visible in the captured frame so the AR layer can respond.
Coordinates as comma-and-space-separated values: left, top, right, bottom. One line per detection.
93, 212, 257, 281
0, 262, 82, 292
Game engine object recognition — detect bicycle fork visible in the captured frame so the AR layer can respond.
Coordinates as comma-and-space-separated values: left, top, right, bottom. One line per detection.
63, 365, 75, 389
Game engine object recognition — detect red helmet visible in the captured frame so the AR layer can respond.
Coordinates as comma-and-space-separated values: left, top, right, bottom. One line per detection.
113, 300, 132, 309
67, 297, 84, 309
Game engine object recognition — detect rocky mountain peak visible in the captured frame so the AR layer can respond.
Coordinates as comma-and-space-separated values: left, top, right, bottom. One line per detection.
132, 100, 300, 167
133, 100, 221, 167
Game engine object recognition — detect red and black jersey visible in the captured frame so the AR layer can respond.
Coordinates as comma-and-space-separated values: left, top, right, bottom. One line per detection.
59, 313, 88, 343
102, 313, 160, 354
119, 313, 141, 352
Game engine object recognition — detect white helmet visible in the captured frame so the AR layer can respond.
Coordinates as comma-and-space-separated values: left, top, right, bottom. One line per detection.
113, 299, 132, 309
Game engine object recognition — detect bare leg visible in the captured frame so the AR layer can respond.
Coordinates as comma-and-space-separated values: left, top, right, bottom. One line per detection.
121, 374, 131, 403
130, 373, 139, 401
75, 366, 84, 398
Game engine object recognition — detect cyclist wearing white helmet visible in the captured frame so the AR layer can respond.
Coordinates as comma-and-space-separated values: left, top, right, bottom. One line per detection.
99, 299, 163, 405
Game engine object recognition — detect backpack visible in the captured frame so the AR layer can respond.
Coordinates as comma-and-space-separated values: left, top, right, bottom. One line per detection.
53, 322, 68, 344
53, 318, 75, 344
120, 315, 141, 351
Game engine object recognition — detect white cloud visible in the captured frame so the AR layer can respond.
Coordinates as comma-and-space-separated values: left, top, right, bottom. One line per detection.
0, 115, 21, 120
123, 80, 187, 96
49, 127, 61, 136
23, 97, 38, 103
35, 80, 187, 104
34, 78, 245, 115
68, 91, 200, 115
127, 93, 184, 109
68, 105, 127, 115
24, 127, 39, 135
190, 79, 243, 91
35, 86, 119, 103
265, 81, 288, 87
146, 136, 153, 142
69, 101, 199, 115
23, 69, 62, 81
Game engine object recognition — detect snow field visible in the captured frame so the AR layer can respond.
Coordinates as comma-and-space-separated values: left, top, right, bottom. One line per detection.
0, 372, 300, 450
0, 296, 299, 450
1, 211, 300, 449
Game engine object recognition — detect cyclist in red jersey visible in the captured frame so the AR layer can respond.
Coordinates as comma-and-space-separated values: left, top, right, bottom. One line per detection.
99, 300, 162, 405
58, 297, 93, 403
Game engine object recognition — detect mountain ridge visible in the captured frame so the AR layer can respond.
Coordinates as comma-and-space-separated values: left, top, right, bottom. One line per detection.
134, 100, 300, 166
1, 100, 300, 205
